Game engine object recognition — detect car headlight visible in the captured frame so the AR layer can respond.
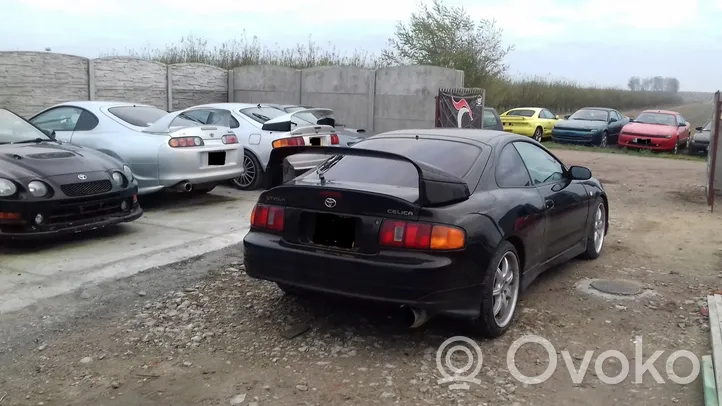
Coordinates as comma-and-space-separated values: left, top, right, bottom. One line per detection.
122, 165, 134, 181
0, 178, 17, 197
27, 181, 49, 197
111, 172, 125, 186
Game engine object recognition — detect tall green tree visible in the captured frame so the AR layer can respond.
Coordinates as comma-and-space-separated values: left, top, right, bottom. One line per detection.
380, 0, 514, 87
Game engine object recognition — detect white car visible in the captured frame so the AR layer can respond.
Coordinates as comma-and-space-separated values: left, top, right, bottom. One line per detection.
29, 101, 244, 196
180, 103, 340, 190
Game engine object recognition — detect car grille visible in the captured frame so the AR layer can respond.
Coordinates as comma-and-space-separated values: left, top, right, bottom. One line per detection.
45, 194, 128, 225
60, 180, 112, 197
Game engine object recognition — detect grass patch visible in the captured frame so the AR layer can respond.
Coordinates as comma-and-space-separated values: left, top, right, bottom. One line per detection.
545, 142, 707, 162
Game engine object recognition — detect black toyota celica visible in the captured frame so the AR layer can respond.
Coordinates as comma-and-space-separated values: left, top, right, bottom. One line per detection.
243, 129, 609, 337
0, 108, 142, 239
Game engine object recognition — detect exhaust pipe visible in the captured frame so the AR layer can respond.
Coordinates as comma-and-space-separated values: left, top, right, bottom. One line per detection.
408, 307, 430, 328
174, 181, 193, 193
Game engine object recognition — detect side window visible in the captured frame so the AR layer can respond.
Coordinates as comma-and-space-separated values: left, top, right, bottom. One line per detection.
613, 111, 622, 121
496, 144, 532, 188
74, 110, 100, 131
677, 115, 686, 125
513, 142, 565, 185
483, 110, 499, 127
30, 106, 83, 132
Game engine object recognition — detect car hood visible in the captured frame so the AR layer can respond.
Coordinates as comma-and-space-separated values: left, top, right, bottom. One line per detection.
694, 130, 711, 142
555, 119, 607, 130
622, 122, 676, 137
0, 142, 122, 180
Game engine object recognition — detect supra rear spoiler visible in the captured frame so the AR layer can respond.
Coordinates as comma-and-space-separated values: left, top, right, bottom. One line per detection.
262, 108, 336, 132
267, 146, 470, 207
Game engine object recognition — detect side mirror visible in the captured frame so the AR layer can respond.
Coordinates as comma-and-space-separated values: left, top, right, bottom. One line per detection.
568, 166, 592, 181
41, 128, 56, 139
629, 118, 634, 122
609, 117, 618, 123
678, 122, 686, 127
564, 114, 571, 119
696, 126, 703, 131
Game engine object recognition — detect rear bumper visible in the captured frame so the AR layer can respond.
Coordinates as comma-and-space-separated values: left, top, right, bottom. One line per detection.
242, 231, 484, 318
0, 189, 142, 240
503, 126, 536, 137
618, 135, 675, 150
158, 145, 245, 186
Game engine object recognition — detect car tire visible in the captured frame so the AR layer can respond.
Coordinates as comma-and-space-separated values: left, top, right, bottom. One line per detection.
533, 127, 543, 142
580, 198, 606, 260
276, 283, 312, 297
597, 131, 608, 148
232, 151, 265, 191
467, 241, 521, 338
685, 137, 691, 150
672, 138, 679, 154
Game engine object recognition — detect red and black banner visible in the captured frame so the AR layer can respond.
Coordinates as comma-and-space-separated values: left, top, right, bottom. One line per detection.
435, 88, 486, 129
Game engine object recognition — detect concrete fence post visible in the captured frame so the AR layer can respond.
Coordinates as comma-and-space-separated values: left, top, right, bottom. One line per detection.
227, 69, 234, 102
298, 70, 303, 105
367, 69, 377, 132
166, 65, 173, 111
87, 59, 96, 101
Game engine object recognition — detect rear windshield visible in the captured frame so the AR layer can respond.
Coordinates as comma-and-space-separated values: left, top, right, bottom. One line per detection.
240, 106, 286, 123
302, 137, 482, 188
107, 106, 168, 127
506, 109, 535, 117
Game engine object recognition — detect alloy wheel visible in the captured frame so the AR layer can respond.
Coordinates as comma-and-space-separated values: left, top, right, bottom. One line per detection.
600, 133, 608, 148
593, 203, 605, 254
533, 127, 543, 142
234, 154, 257, 188
492, 251, 520, 328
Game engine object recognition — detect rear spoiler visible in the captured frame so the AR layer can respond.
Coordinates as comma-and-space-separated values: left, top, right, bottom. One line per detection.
267, 146, 470, 207
262, 108, 336, 132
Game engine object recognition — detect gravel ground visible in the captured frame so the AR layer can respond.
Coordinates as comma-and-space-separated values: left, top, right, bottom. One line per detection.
0, 149, 721, 406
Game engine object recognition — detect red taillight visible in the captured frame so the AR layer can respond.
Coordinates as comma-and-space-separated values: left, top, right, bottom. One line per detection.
222, 134, 238, 144
251, 204, 284, 232
169, 136, 204, 148
132, 194, 138, 204
379, 219, 465, 250
330, 134, 339, 145
272, 137, 306, 148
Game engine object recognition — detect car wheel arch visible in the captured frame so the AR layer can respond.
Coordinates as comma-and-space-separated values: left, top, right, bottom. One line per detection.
505, 235, 526, 274
244, 148, 265, 173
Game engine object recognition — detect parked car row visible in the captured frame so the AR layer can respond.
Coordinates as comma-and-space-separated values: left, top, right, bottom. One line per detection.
500, 105, 704, 155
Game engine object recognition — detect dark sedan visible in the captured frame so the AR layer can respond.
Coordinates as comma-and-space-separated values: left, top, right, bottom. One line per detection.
689, 121, 712, 156
552, 107, 630, 147
0, 108, 142, 239
242, 129, 609, 337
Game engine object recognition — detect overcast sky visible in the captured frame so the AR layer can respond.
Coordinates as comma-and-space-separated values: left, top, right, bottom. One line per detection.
2, 0, 721, 92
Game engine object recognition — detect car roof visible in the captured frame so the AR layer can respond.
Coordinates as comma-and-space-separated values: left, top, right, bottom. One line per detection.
579, 107, 614, 111
505, 107, 542, 111
373, 128, 529, 146
640, 109, 679, 115
52, 101, 156, 109
192, 102, 276, 110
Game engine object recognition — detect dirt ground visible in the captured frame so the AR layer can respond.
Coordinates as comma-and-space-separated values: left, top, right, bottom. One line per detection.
1, 149, 721, 406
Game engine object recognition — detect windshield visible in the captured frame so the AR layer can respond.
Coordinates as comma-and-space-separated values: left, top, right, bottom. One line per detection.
704, 121, 712, 131
0, 109, 52, 144
506, 109, 536, 117
107, 106, 169, 127
633, 112, 676, 126
302, 137, 482, 188
239, 106, 286, 123
569, 109, 609, 121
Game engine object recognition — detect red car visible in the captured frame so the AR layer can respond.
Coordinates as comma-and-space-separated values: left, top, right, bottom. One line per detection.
618, 110, 691, 153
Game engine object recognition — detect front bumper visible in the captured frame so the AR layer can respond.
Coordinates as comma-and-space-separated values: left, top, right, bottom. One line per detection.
618, 135, 675, 151
552, 130, 601, 145
0, 189, 142, 240
690, 140, 710, 154
243, 231, 484, 318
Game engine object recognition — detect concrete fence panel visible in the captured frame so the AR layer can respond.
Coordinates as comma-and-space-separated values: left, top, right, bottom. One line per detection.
93, 57, 168, 110
300, 66, 375, 131
373, 65, 464, 133
0, 52, 89, 117
170, 63, 228, 110
232, 65, 300, 105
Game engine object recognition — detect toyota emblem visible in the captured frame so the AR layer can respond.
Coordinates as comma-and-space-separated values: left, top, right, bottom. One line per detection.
77, 174, 87, 180
324, 198, 337, 208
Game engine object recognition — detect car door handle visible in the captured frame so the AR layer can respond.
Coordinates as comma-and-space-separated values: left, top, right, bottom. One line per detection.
545, 200, 555, 210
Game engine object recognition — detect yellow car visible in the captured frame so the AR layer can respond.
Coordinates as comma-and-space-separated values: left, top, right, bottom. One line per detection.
500, 107, 560, 141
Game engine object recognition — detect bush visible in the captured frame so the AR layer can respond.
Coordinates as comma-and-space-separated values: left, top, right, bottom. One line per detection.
105, 34, 683, 113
